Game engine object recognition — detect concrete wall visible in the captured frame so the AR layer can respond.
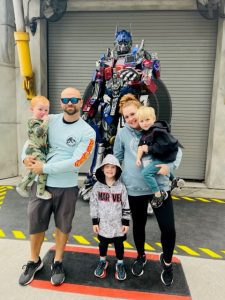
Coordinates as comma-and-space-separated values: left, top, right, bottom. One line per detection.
0, 0, 17, 178
16, 0, 48, 175
205, 19, 225, 189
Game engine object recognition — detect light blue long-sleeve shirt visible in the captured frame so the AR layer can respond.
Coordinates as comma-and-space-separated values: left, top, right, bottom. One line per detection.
22, 113, 96, 188
113, 124, 182, 196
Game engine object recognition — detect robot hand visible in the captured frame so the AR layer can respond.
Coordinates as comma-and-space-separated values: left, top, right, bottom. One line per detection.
119, 67, 141, 84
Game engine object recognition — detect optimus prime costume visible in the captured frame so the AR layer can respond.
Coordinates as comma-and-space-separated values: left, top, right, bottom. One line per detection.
80, 29, 172, 201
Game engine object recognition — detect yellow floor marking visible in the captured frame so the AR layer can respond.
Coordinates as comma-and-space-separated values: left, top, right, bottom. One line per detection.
196, 198, 211, 203
73, 235, 90, 245
177, 245, 200, 256
172, 196, 180, 200
123, 241, 133, 249
155, 242, 178, 254
211, 198, 225, 204
0, 229, 6, 238
0, 196, 5, 201
199, 248, 223, 259
12, 230, 26, 239
93, 237, 99, 243
0, 186, 13, 190
221, 250, 225, 255
0, 192, 6, 196
144, 242, 155, 251
182, 197, 196, 201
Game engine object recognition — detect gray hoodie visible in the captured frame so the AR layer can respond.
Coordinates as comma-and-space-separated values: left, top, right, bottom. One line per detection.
90, 154, 130, 238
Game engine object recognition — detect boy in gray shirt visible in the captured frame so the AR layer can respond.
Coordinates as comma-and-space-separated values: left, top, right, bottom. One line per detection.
90, 154, 130, 281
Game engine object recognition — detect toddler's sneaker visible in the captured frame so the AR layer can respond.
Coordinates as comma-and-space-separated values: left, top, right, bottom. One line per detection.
94, 260, 109, 278
115, 262, 126, 281
131, 254, 147, 276
171, 177, 185, 193
16, 186, 30, 198
151, 190, 168, 209
36, 190, 52, 200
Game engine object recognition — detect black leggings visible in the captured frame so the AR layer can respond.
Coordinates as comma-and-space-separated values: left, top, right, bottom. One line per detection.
128, 192, 176, 263
98, 235, 125, 260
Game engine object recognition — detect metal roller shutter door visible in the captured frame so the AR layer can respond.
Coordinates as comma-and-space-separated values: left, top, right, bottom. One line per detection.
48, 11, 217, 180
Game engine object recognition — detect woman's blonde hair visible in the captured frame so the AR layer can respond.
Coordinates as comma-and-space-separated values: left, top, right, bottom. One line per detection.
119, 93, 142, 114
30, 95, 50, 108
136, 106, 156, 121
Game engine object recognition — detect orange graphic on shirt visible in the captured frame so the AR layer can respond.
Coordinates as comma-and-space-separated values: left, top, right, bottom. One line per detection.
74, 139, 95, 167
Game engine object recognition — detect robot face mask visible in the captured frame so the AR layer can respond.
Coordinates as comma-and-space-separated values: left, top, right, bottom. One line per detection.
114, 30, 132, 55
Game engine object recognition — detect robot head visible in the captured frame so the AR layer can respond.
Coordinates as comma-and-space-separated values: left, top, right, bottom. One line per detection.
114, 29, 132, 55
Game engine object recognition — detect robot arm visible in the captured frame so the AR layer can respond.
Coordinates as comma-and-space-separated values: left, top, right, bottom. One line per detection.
82, 55, 106, 120
139, 50, 160, 93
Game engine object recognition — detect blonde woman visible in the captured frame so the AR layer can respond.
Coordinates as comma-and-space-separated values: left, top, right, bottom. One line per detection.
113, 93, 182, 286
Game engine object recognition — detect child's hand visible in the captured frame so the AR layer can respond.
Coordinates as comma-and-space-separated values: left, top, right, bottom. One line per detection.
42, 115, 49, 121
122, 226, 129, 234
136, 159, 142, 167
142, 145, 148, 153
93, 225, 99, 234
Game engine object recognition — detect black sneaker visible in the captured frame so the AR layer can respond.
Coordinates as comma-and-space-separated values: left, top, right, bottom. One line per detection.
115, 262, 126, 281
171, 177, 185, 192
131, 255, 147, 276
160, 253, 173, 286
19, 257, 43, 286
94, 260, 109, 278
151, 191, 168, 209
51, 261, 65, 286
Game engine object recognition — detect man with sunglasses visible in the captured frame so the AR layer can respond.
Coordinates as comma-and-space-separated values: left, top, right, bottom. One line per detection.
19, 87, 96, 287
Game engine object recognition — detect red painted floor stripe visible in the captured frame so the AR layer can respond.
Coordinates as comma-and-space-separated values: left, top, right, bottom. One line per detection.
31, 280, 191, 300
50, 245, 180, 263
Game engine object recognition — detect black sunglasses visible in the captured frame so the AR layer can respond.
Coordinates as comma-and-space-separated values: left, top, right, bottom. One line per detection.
61, 97, 81, 104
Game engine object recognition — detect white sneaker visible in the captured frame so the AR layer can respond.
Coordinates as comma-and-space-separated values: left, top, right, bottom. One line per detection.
16, 186, 30, 198
36, 190, 52, 200
171, 178, 185, 194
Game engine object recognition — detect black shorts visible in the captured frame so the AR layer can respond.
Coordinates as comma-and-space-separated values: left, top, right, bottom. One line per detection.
28, 183, 79, 234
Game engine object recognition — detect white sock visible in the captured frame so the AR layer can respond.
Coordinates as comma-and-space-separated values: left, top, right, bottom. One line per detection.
100, 257, 106, 261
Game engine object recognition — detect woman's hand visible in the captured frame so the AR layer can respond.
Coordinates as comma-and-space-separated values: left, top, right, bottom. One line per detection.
156, 164, 169, 176
93, 225, 99, 234
28, 160, 44, 174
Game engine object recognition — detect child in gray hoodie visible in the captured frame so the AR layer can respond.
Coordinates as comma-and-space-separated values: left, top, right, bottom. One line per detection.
90, 154, 130, 281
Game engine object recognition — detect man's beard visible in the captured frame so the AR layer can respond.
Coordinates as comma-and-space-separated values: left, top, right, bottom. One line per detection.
64, 106, 79, 115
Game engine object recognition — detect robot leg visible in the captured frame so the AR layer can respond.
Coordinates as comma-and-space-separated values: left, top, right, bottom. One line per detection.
79, 142, 105, 201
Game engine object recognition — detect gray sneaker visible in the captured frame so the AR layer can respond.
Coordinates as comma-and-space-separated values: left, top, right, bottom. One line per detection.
51, 261, 65, 286
19, 257, 43, 286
